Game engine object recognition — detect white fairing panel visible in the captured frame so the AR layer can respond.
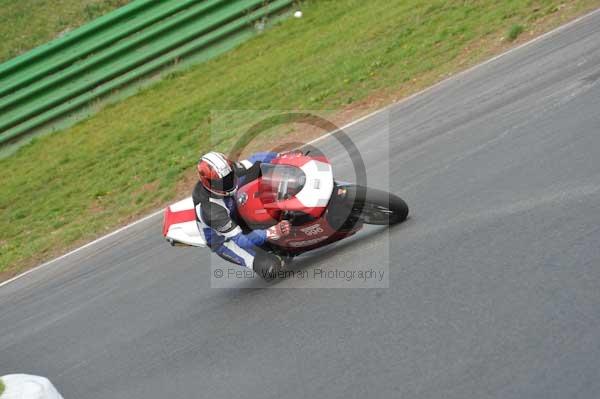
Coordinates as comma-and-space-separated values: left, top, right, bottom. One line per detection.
166, 220, 207, 247
164, 197, 207, 247
296, 160, 334, 207
169, 197, 195, 212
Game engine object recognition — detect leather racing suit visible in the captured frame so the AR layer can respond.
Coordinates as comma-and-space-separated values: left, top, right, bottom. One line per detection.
192, 152, 284, 277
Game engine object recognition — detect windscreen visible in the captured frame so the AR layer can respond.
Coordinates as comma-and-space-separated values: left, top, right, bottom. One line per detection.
259, 164, 306, 203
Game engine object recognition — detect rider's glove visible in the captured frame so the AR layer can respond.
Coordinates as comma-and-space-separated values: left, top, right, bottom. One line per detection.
266, 220, 291, 240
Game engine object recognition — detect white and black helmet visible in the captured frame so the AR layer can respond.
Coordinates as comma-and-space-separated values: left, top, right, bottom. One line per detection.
197, 152, 237, 196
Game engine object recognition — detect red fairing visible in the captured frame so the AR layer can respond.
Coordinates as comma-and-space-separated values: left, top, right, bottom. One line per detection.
236, 179, 281, 226
272, 218, 359, 252
162, 207, 196, 237
264, 196, 325, 219
236, 153, 333, 225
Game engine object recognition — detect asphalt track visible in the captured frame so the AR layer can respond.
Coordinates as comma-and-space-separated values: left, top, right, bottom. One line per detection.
2, 10, 600, 399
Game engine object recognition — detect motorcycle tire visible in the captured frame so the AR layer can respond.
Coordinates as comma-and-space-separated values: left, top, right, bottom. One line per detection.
350, 185, 409, 225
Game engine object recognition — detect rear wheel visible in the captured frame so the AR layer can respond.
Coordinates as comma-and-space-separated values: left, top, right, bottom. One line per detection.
350, 186, 409, 225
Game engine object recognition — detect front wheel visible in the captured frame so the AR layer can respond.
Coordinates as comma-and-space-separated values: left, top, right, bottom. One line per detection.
350, 186, 409, 225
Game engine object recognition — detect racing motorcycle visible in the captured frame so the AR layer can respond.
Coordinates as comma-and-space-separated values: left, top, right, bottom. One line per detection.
162, 151, 408, 258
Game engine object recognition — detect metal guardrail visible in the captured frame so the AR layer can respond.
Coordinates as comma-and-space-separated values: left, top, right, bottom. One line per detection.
0, 0, 293, 145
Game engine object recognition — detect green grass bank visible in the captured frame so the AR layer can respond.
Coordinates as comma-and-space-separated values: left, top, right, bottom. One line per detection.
1, 0, 599, 277
0, 0, 130, 63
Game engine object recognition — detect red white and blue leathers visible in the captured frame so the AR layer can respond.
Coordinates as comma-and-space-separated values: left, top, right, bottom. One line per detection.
192, 152, 278, 270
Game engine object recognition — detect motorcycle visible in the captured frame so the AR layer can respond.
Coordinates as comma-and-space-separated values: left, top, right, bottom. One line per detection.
162, 151, 408, 259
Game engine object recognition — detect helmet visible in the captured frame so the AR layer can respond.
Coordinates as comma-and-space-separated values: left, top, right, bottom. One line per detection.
197, 152, 237, 196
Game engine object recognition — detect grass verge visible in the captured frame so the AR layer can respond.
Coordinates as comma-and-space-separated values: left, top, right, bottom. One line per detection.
508, 24, 526, 41
0, 378, 4, 396
0, 0, 130, 63
1, 0, 600, 279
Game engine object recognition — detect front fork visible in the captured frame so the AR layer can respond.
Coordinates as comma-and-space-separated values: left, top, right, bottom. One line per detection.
325, 182, 365, 232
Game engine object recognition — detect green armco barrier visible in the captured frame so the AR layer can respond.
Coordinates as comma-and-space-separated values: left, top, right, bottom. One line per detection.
0, 0, 293, 146
0, 0, 206, 97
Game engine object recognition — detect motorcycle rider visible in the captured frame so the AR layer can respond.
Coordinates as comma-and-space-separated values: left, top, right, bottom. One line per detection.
193, 151, 291, 279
